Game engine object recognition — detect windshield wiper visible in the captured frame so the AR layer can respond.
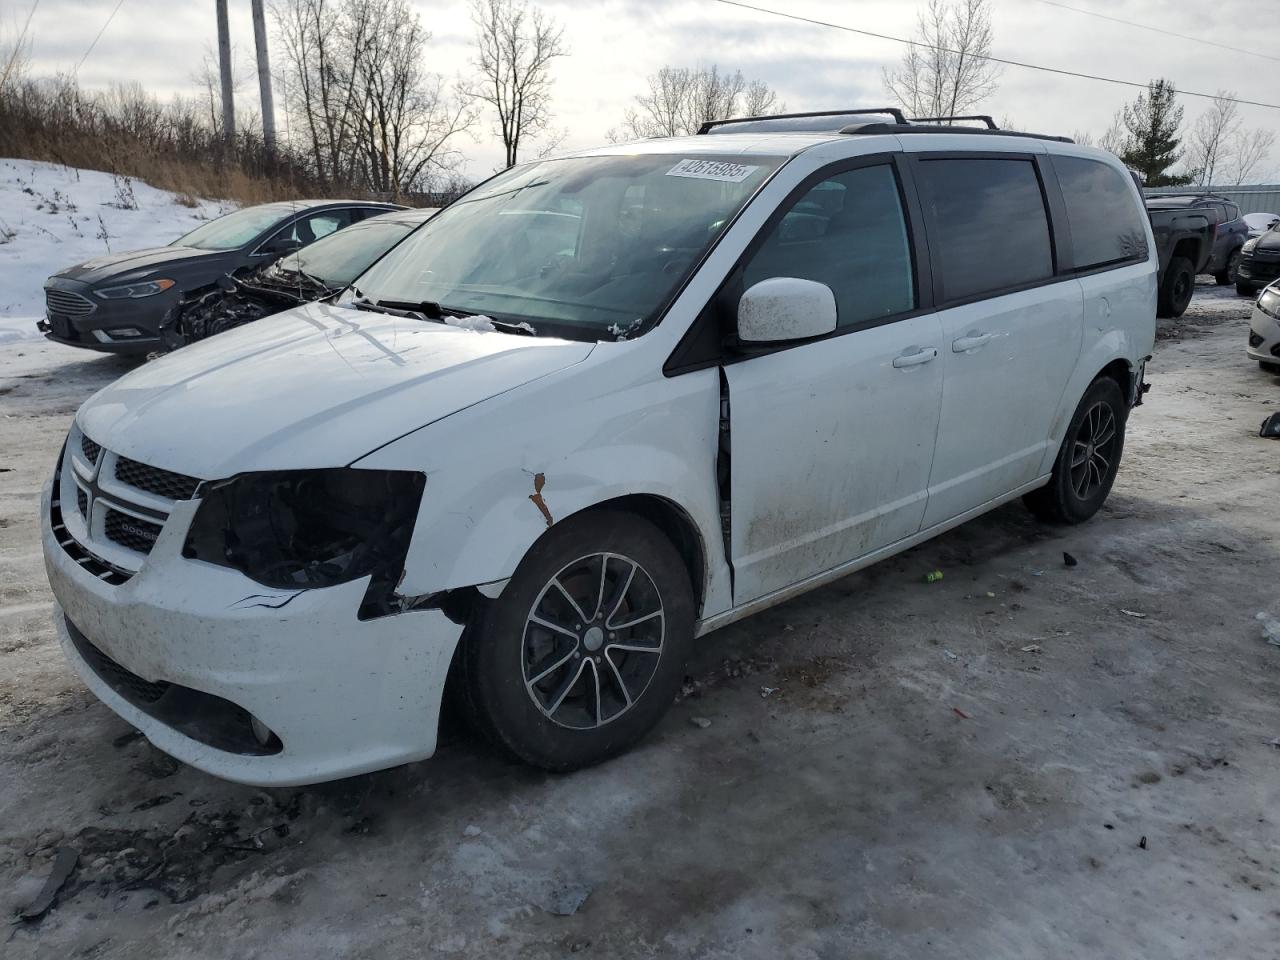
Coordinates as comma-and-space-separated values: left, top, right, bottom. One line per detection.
352, 297, 535, 336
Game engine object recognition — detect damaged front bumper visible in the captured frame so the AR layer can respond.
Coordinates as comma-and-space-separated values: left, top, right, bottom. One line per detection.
41, 477, 464, 787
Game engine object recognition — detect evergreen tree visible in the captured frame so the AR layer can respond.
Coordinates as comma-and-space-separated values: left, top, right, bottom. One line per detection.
1120, 79, 1192, 186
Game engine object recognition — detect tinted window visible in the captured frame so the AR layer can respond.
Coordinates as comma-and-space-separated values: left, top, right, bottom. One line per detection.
1053, 156, 1150, 269
742, 164, 914, 328
915, 157, 1053, 301
1226, 203, 1240, 221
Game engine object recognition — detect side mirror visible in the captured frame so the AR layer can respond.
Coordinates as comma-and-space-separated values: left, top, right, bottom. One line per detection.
737, 277, 837, 344
272, 238, 304, 255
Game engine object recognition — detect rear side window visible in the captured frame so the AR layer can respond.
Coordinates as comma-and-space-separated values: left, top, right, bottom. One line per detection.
1226, 202, 1240, 221
742, 164, 914, 328
915, 157, 1053, 302
1053, 156, 1150, 269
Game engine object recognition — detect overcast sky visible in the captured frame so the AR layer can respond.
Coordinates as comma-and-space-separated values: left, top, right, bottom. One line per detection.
14, 0, 1280, 180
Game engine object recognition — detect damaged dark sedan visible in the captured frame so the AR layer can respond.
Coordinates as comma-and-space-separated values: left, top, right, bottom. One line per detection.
40, 199, 401, 353
160, 206, 437, 349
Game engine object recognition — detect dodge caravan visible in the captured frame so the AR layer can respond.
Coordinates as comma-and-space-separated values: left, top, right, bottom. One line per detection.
42, 111, 1156, 785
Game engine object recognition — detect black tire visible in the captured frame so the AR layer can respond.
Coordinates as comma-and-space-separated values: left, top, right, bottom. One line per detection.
1215, 249, 1241, 286
460, 508, 695, 771
1157, 256, 1195, 319
1237, 280, 1259, 298
1024, 377, 1127, 525
1261, 361, 1280, 375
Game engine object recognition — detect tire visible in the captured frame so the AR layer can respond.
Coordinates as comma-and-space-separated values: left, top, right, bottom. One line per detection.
1261, 361, 1280, 375
1024, 377, 1127, 525
1237, 280, 1259, 298
1215, 249, 1241, 286
460, 508, 695, 771
1157, 256, 1195, 318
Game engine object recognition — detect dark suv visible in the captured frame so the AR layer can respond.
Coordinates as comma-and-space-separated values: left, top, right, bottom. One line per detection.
39, 199, 401, 353
1144, 193, 1249, 286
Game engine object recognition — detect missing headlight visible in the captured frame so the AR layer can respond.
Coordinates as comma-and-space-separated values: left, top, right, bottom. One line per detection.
183, 469, 425, 601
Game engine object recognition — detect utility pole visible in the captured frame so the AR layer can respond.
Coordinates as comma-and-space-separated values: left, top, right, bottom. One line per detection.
250, 0, 277, 158
215, 0, 236, 148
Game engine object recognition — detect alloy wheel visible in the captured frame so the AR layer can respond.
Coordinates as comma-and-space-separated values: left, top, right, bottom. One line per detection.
521, 552, 666, 730
1069, 401, 1118, 500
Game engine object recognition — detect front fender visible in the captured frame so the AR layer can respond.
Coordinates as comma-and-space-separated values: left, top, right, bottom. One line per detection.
354, 356, 733, 620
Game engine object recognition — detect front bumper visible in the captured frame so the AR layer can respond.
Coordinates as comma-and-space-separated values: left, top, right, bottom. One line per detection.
41, 475, 464, 786
41, 278, 172, 353
1248, 304, 1280, 365
1238, 255, 1280, 290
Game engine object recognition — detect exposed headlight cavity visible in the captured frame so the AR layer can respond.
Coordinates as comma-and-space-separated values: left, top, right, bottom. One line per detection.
183, 469, 425, 599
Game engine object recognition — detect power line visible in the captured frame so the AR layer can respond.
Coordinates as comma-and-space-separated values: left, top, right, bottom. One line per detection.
709, 0, 1280, 111
74, 0, 126, 75
1031, 0, 1280, 63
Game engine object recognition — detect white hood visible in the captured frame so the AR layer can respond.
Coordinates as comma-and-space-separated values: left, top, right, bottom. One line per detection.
76, 302, 594, 478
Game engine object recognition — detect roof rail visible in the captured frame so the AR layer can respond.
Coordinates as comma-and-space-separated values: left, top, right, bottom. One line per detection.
910, 114, 998, 129
837, 121, 1073, 144
698, 107, 907, 134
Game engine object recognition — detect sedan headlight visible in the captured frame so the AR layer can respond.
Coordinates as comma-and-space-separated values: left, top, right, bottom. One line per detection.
1242, 238, 1260, 254
95, 278, 176, 300
1259, 287, 1280, 319
183, 469, 425, 600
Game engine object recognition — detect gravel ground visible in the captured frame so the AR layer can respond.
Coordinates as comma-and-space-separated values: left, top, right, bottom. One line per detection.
2, 282, 1278, 959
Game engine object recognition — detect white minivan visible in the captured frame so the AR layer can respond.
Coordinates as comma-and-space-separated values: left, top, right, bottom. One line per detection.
43, 111, 1156, 785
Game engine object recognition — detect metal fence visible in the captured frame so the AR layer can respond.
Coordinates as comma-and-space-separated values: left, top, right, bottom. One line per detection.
1144, 184, 1280, 215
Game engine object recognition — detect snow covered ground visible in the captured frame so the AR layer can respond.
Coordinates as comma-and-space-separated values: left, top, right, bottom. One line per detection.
0, 159, 231, 345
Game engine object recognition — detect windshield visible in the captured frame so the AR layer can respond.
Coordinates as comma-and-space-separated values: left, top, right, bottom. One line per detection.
268, 220, 418, 288
174, 206, 291, 251
348, 153, 782, 338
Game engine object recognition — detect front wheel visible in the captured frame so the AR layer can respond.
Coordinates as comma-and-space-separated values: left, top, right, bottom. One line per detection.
1215, 249, 1241, 286
460, 509, 695, 771
1024, 377, 1127, 524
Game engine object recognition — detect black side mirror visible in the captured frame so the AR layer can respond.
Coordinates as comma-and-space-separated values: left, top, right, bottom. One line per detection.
271, 238, 304, 255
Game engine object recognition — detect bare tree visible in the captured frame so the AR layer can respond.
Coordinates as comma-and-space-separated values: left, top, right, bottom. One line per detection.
1097, 110, 1128, 156
469, 0, 567, 168
612, 65, 784, 140
1184, 92, 1239, 186
883, 0, 1000, 120
348, 0, 474, 197
1224, 127, 1277, 185
0, 1, 35, 95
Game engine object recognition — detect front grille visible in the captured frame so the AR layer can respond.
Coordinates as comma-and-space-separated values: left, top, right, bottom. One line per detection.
104, 508, 163, 553
114, 457, 200, 501
49, 489, 133, 586
76, 485, 88, 517
72, 627, 172, 705
80, 433, 101, 465
45, 288, 96, 318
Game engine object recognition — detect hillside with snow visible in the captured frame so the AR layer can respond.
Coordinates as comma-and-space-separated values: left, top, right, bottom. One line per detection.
0, 160, 232, 346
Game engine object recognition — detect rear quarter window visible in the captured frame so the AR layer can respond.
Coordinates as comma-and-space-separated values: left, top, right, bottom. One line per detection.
1053, 156, 1150, 270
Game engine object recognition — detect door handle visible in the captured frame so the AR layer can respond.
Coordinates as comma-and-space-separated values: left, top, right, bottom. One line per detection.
892, 347, 938, 368
952, 332, 994, 353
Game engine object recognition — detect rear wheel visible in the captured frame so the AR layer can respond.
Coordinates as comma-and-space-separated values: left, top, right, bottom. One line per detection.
1024, 377, 1127, 524
460, 509, 695, 771
1237, 280, 1259, 298
1157, 256, 1195, 318
1215, 249, 1241, 286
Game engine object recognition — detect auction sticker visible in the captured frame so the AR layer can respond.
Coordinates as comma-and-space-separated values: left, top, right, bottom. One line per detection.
666, 158, 759, 182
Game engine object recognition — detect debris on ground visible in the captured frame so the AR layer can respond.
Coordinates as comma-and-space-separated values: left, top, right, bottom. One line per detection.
690, 716, 712, 729
943, 649, 959, 660
1257, 613, 1280, 647
759, 686, 779, 699
924, 569, 944, 583
1121, 609, 1148, 619
1063, 551, 1078, 567
542, 882, 592, 917
1138, 836, 1148, 850
1020, 644, 1042, 653
462, 825, 482, 838
16, 845, 78, 921
952, 707, 970, 719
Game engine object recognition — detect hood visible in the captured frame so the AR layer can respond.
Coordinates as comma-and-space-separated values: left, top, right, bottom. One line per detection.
1252, 231, 1280, 253
77, 302, 595, 478
49, 245, 225, 285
